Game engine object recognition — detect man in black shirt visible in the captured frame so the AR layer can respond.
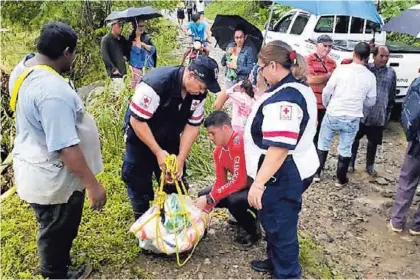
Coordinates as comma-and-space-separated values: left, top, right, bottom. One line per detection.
101, 19, 130, 78
122, 56, 221, 220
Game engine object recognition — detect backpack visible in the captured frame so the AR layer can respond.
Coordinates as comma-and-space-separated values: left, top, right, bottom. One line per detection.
401, 77, 420, 142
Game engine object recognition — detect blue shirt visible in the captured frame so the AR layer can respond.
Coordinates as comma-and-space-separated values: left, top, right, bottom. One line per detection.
129, 45, 156, 69
187, 21, 207, 41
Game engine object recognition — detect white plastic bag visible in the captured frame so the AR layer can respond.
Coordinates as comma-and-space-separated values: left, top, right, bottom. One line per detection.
130, 193, 209, 255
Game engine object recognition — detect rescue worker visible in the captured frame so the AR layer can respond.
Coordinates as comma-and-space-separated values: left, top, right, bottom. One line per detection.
122, 56, 221, 220
306, 35, 337, 146
194, 111, 261, 247
246, 40, 319, 279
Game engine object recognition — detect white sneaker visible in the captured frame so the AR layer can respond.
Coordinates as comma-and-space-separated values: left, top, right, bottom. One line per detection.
409, 228, 420, 236
388, 220, 403, 233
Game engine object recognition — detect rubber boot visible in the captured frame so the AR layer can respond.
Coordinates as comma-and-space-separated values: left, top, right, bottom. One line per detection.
314, 150, 328, 182
348, 139, 360, 173
336, 155, 351, 187
366, 141, 378, 177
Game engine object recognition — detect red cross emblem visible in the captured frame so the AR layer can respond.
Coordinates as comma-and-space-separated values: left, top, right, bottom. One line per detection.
191, 100, 200, 110
141, 95, 152, 109
280, 105, 292, 120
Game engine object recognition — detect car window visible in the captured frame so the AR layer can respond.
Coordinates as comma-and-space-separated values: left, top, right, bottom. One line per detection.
274, 13, 295, 33
335, 16, 350, 33
365, 20, 381, 34
350, 17, 364, 34
290, 14, 309, 35
314, 16, 334, 33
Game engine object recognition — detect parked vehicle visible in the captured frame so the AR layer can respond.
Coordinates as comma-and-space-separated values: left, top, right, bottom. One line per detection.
263, 9, 420, 103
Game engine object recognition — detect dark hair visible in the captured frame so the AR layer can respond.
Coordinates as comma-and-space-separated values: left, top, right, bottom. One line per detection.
371, 45, 389, 57
204, 111, 231, 128
354, 42, 371, 61
258, 40, 307, 81
234, 24, 247, 36
191, 13, 200, 22
37, 22, 77, 60
241, 79, 254, 98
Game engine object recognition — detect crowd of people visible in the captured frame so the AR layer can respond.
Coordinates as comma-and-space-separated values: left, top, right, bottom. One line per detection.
7, 9, 420, 280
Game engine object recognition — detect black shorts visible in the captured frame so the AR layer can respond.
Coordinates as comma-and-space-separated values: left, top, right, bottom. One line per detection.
355, 123, 384, 145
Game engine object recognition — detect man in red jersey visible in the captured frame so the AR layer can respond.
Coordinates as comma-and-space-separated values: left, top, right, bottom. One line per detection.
194, 110, 260, 247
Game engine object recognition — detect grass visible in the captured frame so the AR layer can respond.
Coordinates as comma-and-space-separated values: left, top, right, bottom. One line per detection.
204, 0, 266, 29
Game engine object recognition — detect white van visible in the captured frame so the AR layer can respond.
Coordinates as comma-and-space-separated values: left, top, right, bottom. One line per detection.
263, 9, 386, 55
263, 9, 420, 103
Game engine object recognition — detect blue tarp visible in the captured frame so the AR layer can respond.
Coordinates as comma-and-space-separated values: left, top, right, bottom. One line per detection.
274, 0, 383, 24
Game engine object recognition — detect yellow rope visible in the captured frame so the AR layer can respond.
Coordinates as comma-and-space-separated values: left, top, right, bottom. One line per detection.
135, 154, 204, 267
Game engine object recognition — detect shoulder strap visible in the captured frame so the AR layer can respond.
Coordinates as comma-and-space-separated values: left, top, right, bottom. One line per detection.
10, 65, 62, 112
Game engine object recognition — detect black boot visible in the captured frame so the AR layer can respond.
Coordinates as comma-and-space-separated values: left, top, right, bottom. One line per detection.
336, 155, 351, 187
348, 139, 360, 173
314, 149, 329, 182
366, 141, 378, 177
251, 259, 274, 273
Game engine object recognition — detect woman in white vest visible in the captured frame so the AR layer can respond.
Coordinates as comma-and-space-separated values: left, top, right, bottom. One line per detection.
245, 40, 319, 279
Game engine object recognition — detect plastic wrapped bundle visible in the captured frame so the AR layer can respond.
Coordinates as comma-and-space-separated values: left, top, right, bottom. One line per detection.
130, 193, 210, 256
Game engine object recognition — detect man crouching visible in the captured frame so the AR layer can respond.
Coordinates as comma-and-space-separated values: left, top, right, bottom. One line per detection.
194, 111, 261, 247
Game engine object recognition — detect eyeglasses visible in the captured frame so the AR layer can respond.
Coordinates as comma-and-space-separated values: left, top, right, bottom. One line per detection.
323, 44, 333, 49
258, 64, 267, 73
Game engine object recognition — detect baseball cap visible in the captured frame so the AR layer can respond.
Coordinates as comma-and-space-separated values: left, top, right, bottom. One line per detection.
189, 56, 221, 93
317, 34, 333, 45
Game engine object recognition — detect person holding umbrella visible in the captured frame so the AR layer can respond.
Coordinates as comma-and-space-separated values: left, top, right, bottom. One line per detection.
128, 20, 156, 89
246, 40, 319, 279
220, 24, 255, 89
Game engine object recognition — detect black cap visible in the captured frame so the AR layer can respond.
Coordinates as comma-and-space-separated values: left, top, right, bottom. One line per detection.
317, 34, 333, 45
189, 56, 221, 93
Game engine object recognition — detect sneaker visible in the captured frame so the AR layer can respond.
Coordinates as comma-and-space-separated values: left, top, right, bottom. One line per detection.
313, 174, 320, 183
388, 220, 403, 233
409, 228, 420, 236
366, 166, 377, 177
67, 263, 92, 279
250, 259, 273, 273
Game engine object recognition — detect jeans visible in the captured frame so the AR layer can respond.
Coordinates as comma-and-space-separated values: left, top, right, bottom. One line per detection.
30, 190, 85, 279
318, 114, 361, 157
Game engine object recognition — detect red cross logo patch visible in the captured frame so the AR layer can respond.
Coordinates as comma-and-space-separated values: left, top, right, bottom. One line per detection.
190, 100, 200, 110
141, 95, 152, 109
280, 105, 292, 120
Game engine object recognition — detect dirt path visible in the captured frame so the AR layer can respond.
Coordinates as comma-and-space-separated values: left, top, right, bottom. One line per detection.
94, 17, 419, 279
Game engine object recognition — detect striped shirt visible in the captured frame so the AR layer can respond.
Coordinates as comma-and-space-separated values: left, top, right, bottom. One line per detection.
362, 64, 396, 126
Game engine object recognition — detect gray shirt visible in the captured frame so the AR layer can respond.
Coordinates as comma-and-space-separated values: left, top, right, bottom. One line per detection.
9, 55, 85, 204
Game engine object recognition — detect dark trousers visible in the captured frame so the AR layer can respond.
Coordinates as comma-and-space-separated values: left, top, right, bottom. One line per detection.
122, 142, 189, 220
187, 8, 193, 21
314, 108, 326, 146
30, 191, 85, 279
260, 157, 302, 279
198, 186, 258, 235
391, 142, 420, 230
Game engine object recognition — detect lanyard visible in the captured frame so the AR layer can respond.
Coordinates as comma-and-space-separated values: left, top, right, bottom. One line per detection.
10, 65, 66, 112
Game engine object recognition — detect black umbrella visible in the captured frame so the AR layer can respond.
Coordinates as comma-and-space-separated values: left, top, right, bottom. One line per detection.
105, 6, 162, 22
382, 4, 420, 38
211, 15, 263, 55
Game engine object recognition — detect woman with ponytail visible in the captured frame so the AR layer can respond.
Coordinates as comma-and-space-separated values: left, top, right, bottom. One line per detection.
245, 40, 319, 279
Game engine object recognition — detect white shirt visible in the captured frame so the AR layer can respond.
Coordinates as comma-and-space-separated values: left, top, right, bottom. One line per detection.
322, 63, 377, 118
196, 0, 205, 12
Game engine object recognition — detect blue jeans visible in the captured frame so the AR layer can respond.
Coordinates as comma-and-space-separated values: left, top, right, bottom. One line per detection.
318, 114, 360, 157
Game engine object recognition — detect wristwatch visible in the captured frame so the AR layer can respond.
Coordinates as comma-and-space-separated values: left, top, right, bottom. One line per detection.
205, 194, 214, 205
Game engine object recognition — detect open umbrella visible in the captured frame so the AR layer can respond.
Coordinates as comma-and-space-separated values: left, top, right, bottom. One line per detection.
105, 6, 162, 22
382, 4, 420, 38
211, 15, 263, 55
